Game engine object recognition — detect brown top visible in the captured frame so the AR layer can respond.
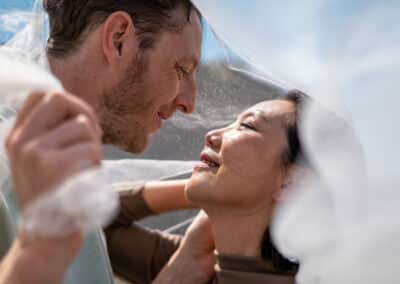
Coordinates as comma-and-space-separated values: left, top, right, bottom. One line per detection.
105, 182, 295, 284
214, 254, 295, 284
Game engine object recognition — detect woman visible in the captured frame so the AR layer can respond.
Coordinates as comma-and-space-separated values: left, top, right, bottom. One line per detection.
105, 90, 308, 284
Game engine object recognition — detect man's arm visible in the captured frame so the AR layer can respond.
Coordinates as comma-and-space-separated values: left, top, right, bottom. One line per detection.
106, 182, 183, 283
0, 233, 82, 284
0, 91, 102, 284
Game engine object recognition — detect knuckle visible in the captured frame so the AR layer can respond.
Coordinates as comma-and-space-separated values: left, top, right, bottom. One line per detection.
20, 141, 45, 168
5, 136, 16, 156
88, 144, 103, 164
27, 91, 46, 102
20, 142, 38, 160
6, 132, 23, 157
76, 116, 99, 140
45, 91, 65, 106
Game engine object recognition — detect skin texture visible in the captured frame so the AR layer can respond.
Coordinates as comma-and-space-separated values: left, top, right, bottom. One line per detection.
153, 211, 215, 284
1, 5, 205, 284
143, 180, 193, 214
49, 8, 202, 153
1, 91, 102, 284
108, 100, 297, 281
186, 100, 296, 257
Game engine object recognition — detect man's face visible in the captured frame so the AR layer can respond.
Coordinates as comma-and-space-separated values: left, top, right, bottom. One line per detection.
100, 9, 202, 153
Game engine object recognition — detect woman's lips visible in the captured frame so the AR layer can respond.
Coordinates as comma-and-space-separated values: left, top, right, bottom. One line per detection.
193, 151, 220, 172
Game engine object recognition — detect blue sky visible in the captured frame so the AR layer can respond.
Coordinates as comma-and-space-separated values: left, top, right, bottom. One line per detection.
0, 0, 399, 178
0, 0, 32, 10
0, 0, 225, 61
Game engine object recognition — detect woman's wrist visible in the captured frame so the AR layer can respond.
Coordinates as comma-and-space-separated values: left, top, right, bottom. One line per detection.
143, 179, 194, 213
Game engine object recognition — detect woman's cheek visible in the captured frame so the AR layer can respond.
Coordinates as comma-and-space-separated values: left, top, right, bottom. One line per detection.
222, 133, 269, 179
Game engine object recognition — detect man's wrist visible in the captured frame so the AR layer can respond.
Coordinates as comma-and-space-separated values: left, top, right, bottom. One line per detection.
3, 232, 82, 284
0, 237, 66, 284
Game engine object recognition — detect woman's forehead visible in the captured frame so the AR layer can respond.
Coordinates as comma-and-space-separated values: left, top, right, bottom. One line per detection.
242, 100, 296, 119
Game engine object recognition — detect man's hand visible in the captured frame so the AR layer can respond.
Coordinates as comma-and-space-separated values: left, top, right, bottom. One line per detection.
0, 91, 103, 284
6, 91, 102, 209
154, 211, 216, 284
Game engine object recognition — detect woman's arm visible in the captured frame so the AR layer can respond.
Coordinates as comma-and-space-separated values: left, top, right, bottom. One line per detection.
143, 179, 194, 214
111, 179, 194, 226
105, 179, 193, 283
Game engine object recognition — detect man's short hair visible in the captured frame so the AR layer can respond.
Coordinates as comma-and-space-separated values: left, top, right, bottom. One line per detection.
44, 0, 197, 58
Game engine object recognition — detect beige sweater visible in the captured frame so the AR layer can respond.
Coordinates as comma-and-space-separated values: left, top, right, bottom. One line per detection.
105, 183, 295, 284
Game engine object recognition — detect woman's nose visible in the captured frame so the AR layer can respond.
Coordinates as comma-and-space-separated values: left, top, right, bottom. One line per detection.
205, 129, 222, 150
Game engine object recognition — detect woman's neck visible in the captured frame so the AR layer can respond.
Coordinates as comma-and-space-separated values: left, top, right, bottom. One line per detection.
207, 207, 272, 258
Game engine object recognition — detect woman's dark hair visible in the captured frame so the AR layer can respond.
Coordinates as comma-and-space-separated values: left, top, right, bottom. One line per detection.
261, 228, 298, 273
281, 89, 310, 171
260, 89, 310, 274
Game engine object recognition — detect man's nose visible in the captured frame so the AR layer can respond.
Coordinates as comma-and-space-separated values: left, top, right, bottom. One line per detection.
205, 129, 222, 150
174, 75, 197, 114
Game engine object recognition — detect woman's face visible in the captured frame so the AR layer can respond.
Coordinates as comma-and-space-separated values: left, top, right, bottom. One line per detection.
186, 99, 296, 212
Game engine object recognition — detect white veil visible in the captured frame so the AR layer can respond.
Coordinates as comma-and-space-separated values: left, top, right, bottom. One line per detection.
1, 1, 400, 282
189, 1, 400, 283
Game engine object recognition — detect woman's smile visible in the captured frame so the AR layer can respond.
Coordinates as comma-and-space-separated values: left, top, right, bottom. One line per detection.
193, 150, 221, 173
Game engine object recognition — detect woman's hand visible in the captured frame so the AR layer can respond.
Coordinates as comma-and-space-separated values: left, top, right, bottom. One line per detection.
154, 211, 216, 283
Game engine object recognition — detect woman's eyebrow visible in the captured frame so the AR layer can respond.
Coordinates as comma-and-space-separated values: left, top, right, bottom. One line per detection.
240, 110, 269, 123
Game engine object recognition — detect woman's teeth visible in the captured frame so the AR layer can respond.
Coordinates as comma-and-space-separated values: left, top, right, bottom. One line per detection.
202, 159, 219, 168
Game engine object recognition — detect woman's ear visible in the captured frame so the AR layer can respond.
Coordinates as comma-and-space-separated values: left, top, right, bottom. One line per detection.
272, 180, 290, 203
273, 166, 311, 203
272, 166, 296, 203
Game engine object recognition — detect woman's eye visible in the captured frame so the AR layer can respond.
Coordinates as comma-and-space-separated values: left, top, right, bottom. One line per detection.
239, 122, 257, 131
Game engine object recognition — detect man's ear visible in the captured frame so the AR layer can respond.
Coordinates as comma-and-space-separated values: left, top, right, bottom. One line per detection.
102, 11, 138, 65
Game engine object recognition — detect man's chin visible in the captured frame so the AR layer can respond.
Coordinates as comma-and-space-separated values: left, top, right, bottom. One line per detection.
112, 135, 149, 154
124, 140, 148, 154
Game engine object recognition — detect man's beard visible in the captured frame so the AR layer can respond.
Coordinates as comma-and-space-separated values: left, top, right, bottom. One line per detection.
100, 54, 153, 153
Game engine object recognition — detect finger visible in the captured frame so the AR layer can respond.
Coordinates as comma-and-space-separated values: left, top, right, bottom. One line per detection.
61, 92, 101, 135
13, 92, 45, 128
193, 210, 210, 224
38, 114, 101, 149
19, 92, 101, 142
55, 142, 103, 181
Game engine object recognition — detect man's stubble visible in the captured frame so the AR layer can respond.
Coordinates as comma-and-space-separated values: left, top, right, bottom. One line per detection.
100, 52, 154, 153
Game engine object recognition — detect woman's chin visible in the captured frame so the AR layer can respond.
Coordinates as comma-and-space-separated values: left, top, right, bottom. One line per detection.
185, 175, 215, 205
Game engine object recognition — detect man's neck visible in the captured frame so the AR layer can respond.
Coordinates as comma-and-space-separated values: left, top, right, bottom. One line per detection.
207, 206, 272, 258
47, 42, 106, 111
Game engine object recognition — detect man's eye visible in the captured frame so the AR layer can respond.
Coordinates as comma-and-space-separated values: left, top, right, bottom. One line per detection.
239, 122, 257, 131
175, 65, 189, 80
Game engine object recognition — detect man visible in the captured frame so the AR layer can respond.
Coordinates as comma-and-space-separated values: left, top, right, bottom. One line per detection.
44, 0, 202, 153
0, 0, 213, 283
